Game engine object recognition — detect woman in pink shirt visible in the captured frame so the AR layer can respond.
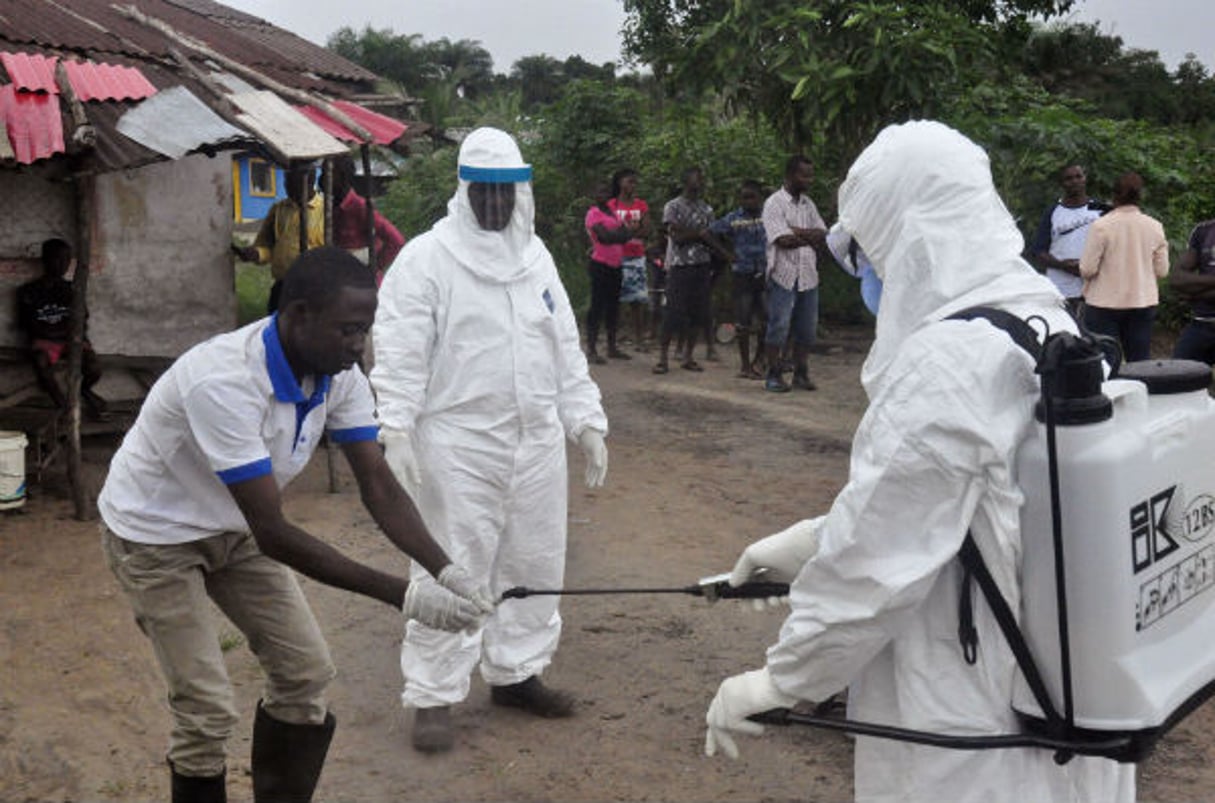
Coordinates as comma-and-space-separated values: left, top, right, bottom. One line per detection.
585, 182, 635, 363
608, 168, 652, 351
1079, 171, 1169, 362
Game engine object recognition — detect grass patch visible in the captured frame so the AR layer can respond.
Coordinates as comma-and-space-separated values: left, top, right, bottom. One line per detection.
219, 631, 245, 653
235, 261, 272, 326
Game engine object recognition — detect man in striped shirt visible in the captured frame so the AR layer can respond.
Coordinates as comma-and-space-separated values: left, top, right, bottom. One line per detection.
762, 155, 828, 392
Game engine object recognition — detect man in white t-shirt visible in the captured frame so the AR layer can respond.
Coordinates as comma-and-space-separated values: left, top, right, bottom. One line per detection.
1031, 164, 1109, 313
99, 247, 494, 803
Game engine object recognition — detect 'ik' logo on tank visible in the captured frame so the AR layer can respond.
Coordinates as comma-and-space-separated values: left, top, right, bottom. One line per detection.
1131, 486, 1179, 575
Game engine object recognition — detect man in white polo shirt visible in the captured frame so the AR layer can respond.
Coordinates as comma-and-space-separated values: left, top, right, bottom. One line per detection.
99, 247, 494, 803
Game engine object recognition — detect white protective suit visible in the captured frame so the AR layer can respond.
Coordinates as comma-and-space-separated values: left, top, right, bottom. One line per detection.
720, 122, 1135, 802
371, 128, 608, 707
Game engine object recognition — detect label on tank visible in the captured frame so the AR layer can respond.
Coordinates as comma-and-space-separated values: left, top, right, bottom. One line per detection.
1133, 484, 1215, 631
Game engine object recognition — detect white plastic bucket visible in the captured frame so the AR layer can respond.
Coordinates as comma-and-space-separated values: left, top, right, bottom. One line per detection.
0, 430, 29, 510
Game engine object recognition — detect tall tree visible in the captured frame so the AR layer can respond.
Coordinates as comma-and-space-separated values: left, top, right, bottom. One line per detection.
328, 26, 432, 94
423, 37, 496, 99
621, 0, 1077, 157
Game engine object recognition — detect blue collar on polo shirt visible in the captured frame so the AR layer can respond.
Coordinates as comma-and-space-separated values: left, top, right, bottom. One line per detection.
263, 314, 332, 448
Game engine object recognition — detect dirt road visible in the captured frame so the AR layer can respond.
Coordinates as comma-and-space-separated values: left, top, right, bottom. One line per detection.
2, 325, 1213, 802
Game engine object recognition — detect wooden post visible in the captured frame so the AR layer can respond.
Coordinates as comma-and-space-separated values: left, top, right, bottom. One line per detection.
360, 144, 377, 272
322, 158, 334, 246
296, 167, 309, 257
67, 174, 94, 520
320, 158, 339, 494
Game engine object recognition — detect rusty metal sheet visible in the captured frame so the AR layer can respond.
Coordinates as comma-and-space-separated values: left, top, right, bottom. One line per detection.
229, 89, 347, 162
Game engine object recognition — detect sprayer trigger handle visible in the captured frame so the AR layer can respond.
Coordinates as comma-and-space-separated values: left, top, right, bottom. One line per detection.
714, 581, 792, 600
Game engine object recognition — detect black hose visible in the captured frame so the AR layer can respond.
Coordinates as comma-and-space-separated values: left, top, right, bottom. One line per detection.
749, 709, 1132, 756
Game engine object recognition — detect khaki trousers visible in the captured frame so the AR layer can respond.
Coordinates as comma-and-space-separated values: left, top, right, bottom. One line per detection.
102, 527, 335, 777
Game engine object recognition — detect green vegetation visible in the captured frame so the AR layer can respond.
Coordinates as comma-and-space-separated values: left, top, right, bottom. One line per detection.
331, 6, 1215, 326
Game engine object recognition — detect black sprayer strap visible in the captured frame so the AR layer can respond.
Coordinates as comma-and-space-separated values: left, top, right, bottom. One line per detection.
945, 307, 1066, 732
946, 307, 1043, 360
958, 533, 1065, 731
958, 564, 978, 665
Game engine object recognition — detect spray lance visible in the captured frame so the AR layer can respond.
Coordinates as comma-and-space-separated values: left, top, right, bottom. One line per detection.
500, 573, 789, 604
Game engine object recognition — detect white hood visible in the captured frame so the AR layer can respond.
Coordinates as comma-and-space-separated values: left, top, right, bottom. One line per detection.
433, 127, 544, 283
837, 121, 1065, 395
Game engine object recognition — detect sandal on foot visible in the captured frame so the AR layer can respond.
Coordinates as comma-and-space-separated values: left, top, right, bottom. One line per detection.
681, 360, 704, 372
652, 363, 669, 374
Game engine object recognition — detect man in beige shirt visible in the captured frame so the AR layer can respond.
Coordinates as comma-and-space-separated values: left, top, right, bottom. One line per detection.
1079, 171, 1169, 362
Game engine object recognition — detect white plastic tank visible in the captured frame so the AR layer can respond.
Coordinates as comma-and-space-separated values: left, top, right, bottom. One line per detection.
1014, 358, 1215, 731
0, 430, 28, 510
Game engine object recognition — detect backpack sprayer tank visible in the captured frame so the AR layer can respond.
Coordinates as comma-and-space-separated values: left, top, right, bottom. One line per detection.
1014, 346, 1215, 750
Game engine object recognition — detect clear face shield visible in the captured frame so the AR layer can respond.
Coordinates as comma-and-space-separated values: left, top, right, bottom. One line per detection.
459, 164, 532, 233
826, 222, 883, 316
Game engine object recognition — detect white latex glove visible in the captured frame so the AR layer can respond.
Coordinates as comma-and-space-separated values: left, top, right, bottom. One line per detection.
402, 575, 487, 633
729, 518, 822, 587
705, 667, 797, 760
577, 428, 608, 488
437, 564, 497, 615
381, 428, 422, 497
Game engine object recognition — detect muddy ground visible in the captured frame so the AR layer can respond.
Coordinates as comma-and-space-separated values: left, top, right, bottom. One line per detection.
2, 324, 1213, 802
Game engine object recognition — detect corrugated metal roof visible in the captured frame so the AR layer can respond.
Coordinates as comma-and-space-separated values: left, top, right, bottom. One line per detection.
0, 83, 63, 162
294, 101, 408, 146
64, 59, 158, 102
0, 50, 57, 93
0, 1, 378, 87
116, 85, 245, 159
230, 89, 348, 162
0, 1, 419, 173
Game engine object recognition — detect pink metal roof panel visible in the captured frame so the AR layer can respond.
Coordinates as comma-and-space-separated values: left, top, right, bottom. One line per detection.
294, 101, 408, 146
0, 51, 58, 93
0, 83, 64, 163
63, 59, 158, 102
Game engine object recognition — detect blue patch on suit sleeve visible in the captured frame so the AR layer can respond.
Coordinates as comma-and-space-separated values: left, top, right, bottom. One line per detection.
542, 288, 555, 313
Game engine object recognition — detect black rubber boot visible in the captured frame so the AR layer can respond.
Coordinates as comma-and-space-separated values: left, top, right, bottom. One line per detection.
251, 701, 336, 803
170, 764, 227, 803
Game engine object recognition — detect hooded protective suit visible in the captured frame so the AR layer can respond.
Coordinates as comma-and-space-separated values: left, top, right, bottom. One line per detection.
709, 122, 1134, 802
371, 128, 607, 707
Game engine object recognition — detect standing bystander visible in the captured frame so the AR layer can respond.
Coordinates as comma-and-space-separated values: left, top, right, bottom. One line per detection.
655, 167, 715, 374
1031, 164, 1109, 315
234, 163, 326, 314
330, 154, 406, 284
709, 181, 769, 379
1079, 171, 1169, 362
1169, 216, 1215, 365
585, 181, 635, 363
609, 168, 652, 350
762, 155, 828, 392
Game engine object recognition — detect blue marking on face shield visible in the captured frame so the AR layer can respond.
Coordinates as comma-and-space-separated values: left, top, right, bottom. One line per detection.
459, 165, 533, 183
